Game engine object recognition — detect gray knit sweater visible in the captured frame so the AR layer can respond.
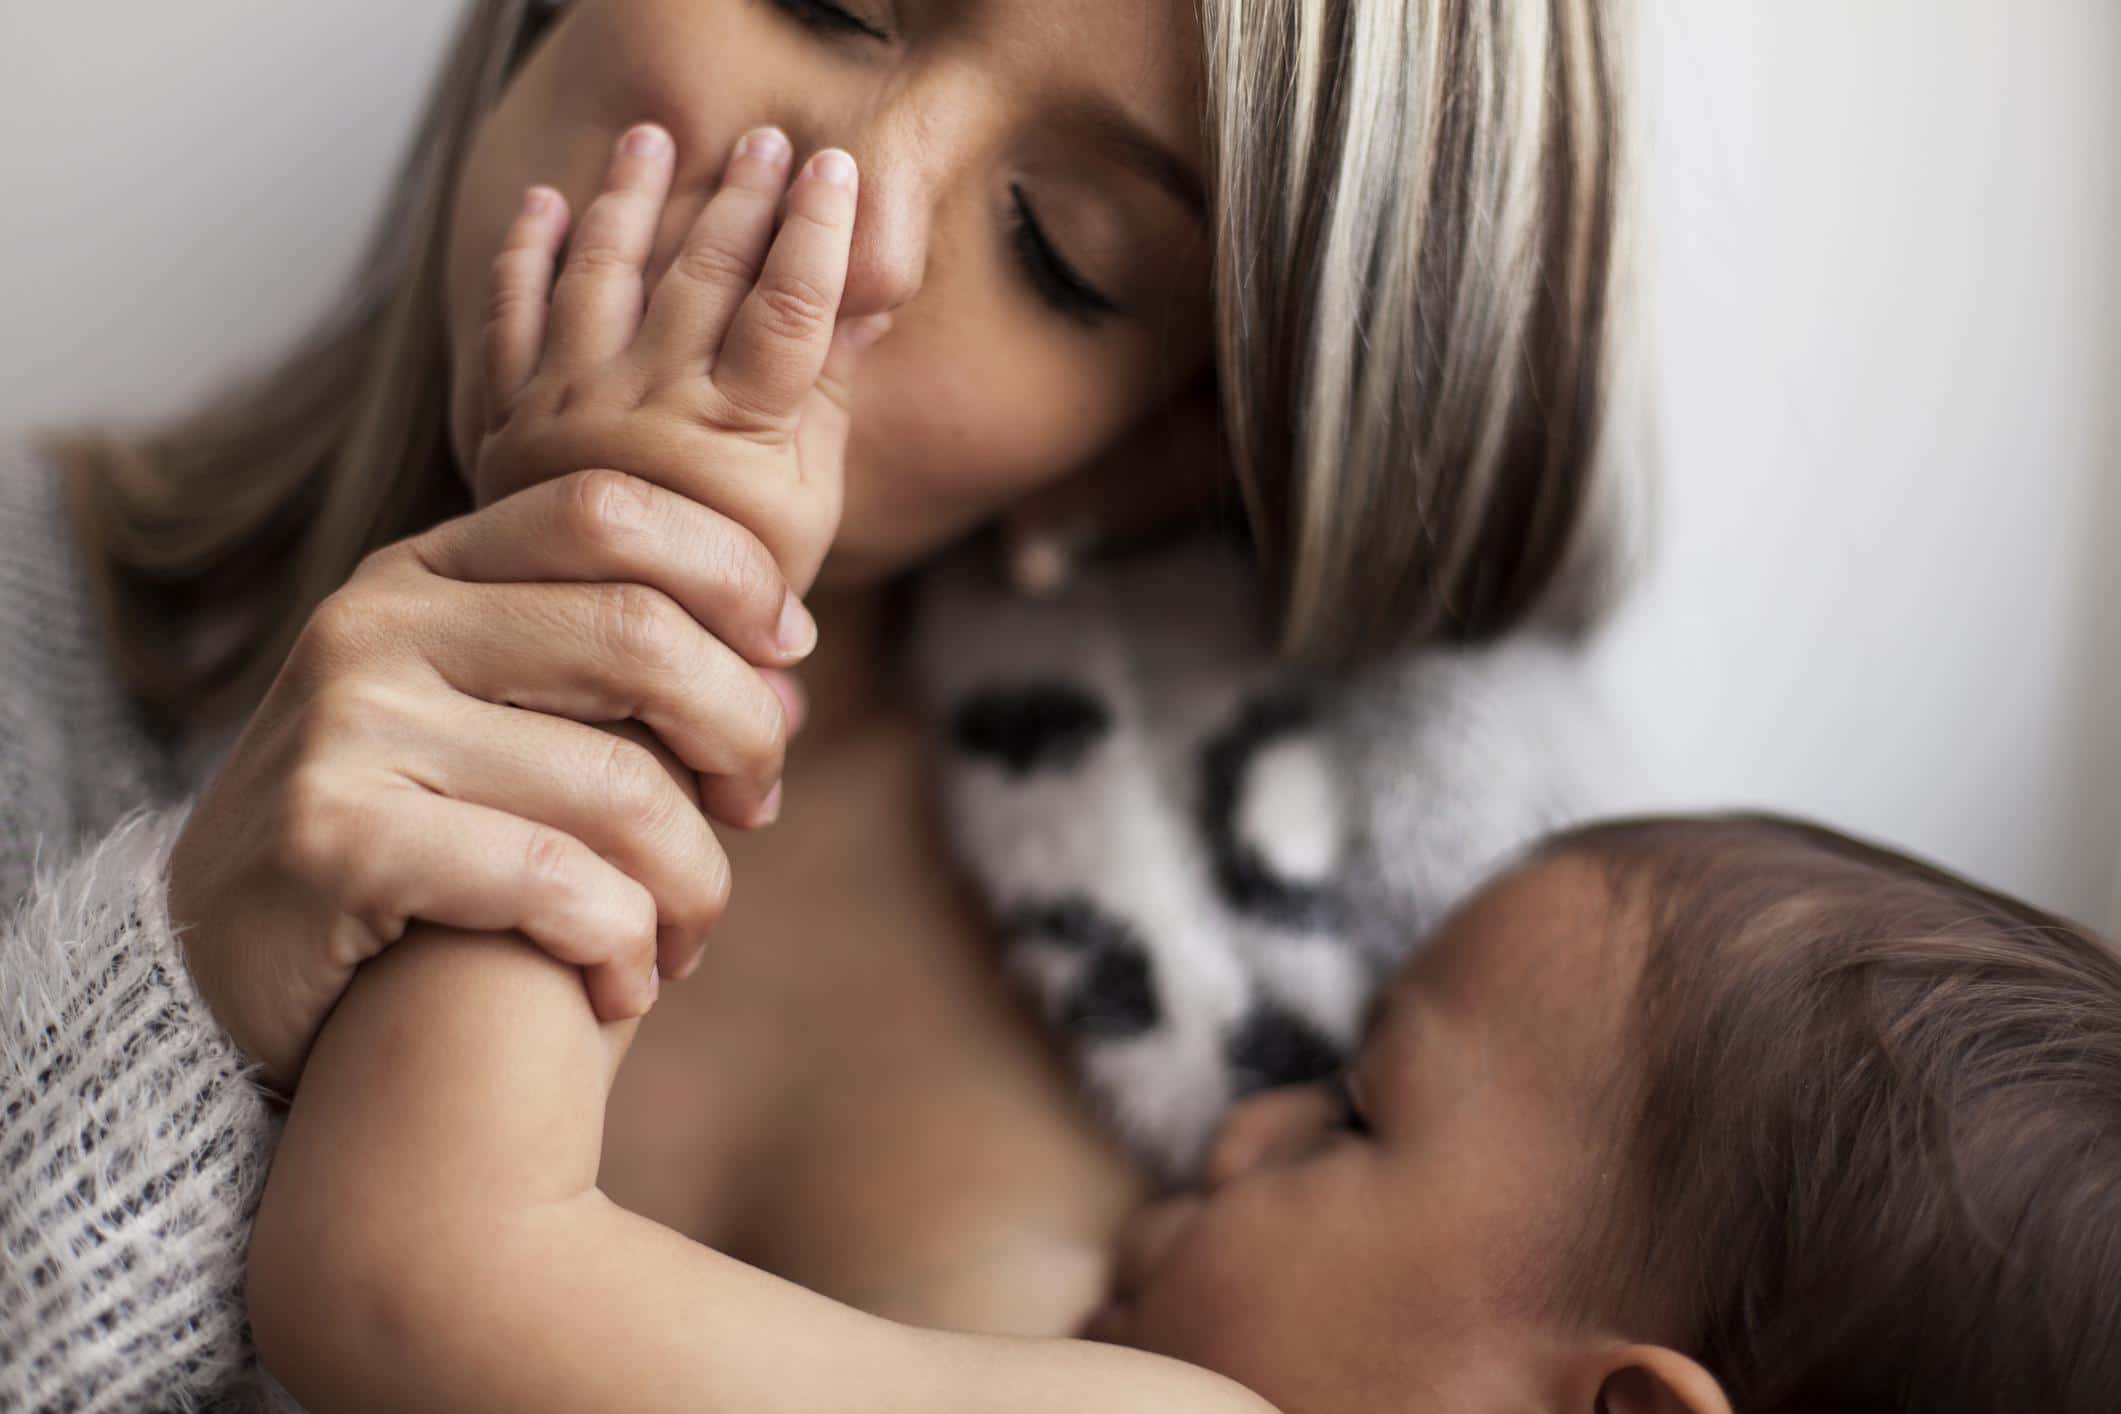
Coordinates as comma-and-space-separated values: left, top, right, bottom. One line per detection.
0, 437, 1630, 1412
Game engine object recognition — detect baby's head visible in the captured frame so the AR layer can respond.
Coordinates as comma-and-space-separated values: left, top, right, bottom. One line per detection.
1093, 814, 2121, 1413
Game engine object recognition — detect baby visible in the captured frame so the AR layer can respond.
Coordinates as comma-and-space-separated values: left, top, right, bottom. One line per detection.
249, 809, 2121, 1413
1082, 813, 2121, 1412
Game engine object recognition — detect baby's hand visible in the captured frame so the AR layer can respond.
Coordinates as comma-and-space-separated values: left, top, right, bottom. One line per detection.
476, 122, 890, 595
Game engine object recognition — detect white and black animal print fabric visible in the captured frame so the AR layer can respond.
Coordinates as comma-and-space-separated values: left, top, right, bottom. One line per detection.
911, 533, 1634, 1178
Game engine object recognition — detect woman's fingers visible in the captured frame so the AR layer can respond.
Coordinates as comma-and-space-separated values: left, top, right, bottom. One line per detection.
412, 577, 791, 831
710, 148, 858, 432
545, 124, 678, 368
483, 186, 572, 428
635, 126, 794, 370
282, 768, 663, 1022
407, 467, 817, 670
400, 698, 733, 986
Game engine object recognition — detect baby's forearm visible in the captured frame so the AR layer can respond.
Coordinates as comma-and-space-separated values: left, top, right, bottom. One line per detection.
245, 921, 1265, 1414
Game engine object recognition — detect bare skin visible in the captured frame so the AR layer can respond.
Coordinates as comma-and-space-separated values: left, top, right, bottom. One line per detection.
240, 2, 1726, 1409
249, 0, 1231, 1392
594, 587, 1147, 1336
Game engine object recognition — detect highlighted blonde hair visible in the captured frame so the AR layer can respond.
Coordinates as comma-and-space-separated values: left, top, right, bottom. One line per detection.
49, 0, 1635, 726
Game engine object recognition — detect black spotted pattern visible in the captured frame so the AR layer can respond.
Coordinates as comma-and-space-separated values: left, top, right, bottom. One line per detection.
1006, 896, 1164, 1038
1198, 694, 1349, 932
952, 683, 1114, 777
1226, 1004, 1344, 1096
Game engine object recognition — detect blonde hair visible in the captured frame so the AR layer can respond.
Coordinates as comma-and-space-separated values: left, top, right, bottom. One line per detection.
47, 0, 1635, 728
1202, 0, 1635, 657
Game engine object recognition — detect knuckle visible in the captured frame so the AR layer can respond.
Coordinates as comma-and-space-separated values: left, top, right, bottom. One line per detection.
612, 883, 659, 969
703, 377, 792, 437
303, 678, 399, 751
563, 238, 639, 279
485, 249, 548, 316
753, 273, 835, 341
596, 734, 674, 831
705, 522, 783, 625
297, 589, 390, 675
562, 467, 655, 547
520, 824, 585, 898
733, 681, 789, 781
593, 581, 688, 675
673, 236, 760, 291
687, 849, 734, 934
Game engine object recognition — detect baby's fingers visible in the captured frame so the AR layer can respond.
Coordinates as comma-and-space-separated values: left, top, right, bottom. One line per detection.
483, 186, 571, 429
711, 148, 858, 432
547, 124, 678, 369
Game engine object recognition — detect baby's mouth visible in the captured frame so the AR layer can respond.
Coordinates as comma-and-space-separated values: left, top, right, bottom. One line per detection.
1078, 1193, 1206, 1344
1110, 1192, 1206, 1301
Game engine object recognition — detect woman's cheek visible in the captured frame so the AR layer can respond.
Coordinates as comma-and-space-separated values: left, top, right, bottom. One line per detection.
830, 336, 1132, 571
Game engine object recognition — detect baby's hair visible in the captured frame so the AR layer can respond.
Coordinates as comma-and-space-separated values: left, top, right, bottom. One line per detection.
1549, 814, 2121, 1413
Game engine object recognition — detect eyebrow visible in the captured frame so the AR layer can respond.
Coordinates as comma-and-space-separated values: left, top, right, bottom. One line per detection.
1069, 95, 1206, 222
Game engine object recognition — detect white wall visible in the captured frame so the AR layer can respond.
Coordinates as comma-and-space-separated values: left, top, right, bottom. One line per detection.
1590, 0, 2121, 930
3, 3, 2115, 927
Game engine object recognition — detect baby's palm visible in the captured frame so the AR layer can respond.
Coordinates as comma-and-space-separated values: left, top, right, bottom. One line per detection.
475, 124, 888, 594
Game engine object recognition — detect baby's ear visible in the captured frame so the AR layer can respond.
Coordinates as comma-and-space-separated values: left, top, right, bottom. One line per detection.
1576, 1346, 1732, 1414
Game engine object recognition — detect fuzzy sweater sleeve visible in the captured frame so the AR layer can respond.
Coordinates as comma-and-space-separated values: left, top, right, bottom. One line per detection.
0, 443, 293, 1414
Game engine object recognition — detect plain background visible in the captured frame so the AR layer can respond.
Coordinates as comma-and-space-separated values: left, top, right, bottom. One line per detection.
3, 1, 2116, 930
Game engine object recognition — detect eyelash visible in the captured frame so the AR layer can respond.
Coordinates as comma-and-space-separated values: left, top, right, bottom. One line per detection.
1008, 185, 1120, 325
767, 0, 1119, 326
1333, 1073, 1373, 1138
770, 0, 889, 42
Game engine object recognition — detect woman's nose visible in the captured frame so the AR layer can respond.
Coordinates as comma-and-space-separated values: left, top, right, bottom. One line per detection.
1201, 1084, 1342, 1189
775, 63, 996, 322
827, 146, 926, 321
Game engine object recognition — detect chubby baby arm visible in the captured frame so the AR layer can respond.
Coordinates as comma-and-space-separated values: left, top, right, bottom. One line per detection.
245, 914, 1273, 1414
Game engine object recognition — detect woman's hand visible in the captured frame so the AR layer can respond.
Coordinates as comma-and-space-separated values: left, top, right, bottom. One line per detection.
169, 123, 883, 1099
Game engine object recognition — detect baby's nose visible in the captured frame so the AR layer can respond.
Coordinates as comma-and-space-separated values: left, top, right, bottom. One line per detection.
1202, 1084, 1342, 1188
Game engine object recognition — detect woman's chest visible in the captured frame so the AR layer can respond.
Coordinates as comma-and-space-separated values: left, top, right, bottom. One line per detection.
595, 719, 1144, 1334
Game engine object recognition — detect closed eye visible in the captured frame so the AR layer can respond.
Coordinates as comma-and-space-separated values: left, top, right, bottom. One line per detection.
766, 0, 1119, 328
1333, 1072, 1373, 1138
1009, 185, 1120, 325
769, 0, 890, 42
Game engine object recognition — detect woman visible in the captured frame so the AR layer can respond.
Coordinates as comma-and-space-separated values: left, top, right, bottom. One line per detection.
0, 0, 1629, 1408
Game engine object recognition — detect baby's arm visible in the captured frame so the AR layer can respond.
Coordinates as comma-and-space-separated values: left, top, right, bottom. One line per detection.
244, 918, 1272, 1414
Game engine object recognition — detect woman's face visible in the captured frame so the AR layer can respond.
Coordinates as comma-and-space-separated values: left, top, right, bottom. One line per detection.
444, 0, 1215, 583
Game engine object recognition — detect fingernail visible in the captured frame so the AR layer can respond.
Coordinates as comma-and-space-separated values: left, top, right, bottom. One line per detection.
765, 670, 808, 736
623, 124, 671, 158
736, 126, 791, 166
807, 148, 857, 189
776, 591, 818, 660
523, 186, 558, 219
756, 781, 784, 828
674, 948, 705, 982
839, 312, 893, 352
646, 964, 662, 1007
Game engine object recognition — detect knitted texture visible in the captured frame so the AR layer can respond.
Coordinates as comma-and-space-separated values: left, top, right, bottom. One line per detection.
0, 439, 1631, 1406
0, 449, 291, 1414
